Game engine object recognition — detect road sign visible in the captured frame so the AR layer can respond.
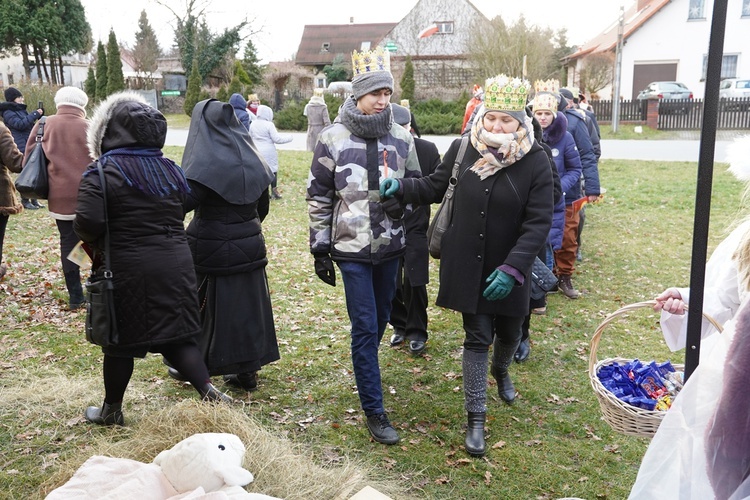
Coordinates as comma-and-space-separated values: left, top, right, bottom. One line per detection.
161, 90, 181, 96
384, 42, 398, 53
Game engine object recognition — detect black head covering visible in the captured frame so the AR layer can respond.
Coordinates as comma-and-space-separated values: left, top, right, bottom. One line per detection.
410, 112, 421, 138
181, 99, 274, 204
101, 101, 167, 154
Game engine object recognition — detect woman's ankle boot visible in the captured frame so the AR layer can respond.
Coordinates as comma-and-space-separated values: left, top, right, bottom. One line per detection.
84, 401, 124, 426
465, 411, 486, 457
198, 383, 234, 403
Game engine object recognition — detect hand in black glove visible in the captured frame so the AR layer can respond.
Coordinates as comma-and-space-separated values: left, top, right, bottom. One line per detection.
381, 197, 404, 220
313, 253, 336, 286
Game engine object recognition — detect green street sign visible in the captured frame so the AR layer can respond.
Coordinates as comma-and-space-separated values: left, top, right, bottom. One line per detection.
161, 90, 181, 96
385, 42, 397, 52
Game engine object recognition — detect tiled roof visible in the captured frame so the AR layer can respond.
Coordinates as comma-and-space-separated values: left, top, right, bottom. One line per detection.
566, 0, 670, 61
295, 23, 398, 66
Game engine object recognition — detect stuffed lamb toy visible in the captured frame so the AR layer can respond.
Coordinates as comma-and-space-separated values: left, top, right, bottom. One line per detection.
46, 433, 280, 499
154, 433, 281, 499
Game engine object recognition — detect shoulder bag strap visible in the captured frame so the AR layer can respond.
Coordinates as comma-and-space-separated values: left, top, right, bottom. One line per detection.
444, 135, 470, 202
94, 162, 112, 278
35, 116, 46, 143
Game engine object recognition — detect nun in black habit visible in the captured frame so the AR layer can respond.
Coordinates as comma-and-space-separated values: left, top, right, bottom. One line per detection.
179, 98, 280, 391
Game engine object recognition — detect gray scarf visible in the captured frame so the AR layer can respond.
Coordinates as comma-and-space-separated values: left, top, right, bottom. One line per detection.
338, 97, 393, 139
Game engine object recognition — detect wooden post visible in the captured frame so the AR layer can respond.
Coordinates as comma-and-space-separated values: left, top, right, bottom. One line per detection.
646, 98, 659, 129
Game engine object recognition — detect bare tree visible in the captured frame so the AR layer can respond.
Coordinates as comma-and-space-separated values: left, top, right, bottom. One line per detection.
578, 53, 614, 98
469, 15, 564, 83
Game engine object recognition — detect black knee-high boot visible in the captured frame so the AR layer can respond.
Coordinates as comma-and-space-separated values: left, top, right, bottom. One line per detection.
490, 337, 519, 404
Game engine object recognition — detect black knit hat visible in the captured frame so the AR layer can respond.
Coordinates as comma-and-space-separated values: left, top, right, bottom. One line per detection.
4, 87, 22, 102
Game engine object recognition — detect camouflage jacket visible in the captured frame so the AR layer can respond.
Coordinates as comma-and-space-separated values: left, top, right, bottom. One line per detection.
306, 122, 421, 264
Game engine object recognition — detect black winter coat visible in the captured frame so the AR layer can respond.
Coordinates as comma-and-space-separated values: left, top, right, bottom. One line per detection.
184, 181, 270, 275
402, 137, 441, 286
74, 163, 201, 348
0, 103, 42, 153
400, 139, 553, 316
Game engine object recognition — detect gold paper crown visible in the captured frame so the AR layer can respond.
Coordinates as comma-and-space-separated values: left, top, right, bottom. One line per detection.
352, 46, 391, 77
400, 99, 410, 108
532, 79, 560, 112
534, 79, 559, 95
484, 74, 531, 112
313, 88, 325, 97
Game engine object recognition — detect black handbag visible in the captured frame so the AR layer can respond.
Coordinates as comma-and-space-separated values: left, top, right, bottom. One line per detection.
529, 256, 558, 300
427, 136, 469, 259
84, 162, 119, 347
15, 116, 49, 199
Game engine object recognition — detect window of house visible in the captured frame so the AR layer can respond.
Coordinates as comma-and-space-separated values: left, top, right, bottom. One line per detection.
360, 41, 371, 51
321, 43, 330, 52
701, 54, 738, 80
743, 0, 750, 17
316, 77, 326, 88
437, 21, 454, 34
7, 74, 13, 85
689, 0, 705, 19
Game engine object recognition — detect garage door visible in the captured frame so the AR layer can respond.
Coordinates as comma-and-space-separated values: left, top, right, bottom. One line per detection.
632, 63, 678, 99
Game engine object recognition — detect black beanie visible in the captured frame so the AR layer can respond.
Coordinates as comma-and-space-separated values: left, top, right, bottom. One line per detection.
4, 87, 22, 102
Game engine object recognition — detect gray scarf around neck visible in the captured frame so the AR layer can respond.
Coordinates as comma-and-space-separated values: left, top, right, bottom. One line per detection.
338, 97, 393, 139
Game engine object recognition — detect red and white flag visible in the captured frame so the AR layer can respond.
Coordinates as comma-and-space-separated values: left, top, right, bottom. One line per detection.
418, 24, 438, 38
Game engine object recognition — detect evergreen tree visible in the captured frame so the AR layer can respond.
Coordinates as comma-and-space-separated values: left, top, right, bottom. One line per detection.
84, 66, 96, 102
216, 85, 228, 102
323, 54, 349, 83
241, 39, 263, 85
132, 10, 161, 75
106, 29, 125, 94
95, 41, 109, 101
400, 56, 415, 102
227, 75, 243, 96
233, 60, 252, 86
184, 58, 202, 116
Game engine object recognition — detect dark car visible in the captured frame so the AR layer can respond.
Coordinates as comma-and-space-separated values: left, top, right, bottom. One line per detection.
637, 82, 694, 100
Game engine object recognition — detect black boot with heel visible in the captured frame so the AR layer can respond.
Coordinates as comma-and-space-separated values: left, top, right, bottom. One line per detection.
465, 411, 486, 457
84, 401, 124, 426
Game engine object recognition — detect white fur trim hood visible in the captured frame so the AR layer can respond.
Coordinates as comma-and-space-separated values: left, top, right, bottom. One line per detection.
87, 91, 148, 160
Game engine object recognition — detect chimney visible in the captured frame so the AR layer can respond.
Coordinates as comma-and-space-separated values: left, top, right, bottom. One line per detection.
350, 17, 354, 24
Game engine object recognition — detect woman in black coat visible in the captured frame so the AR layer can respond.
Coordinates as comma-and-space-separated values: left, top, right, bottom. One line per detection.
178, 99, 280, 392
75, 92, 231, 426
381, 75, 553, 457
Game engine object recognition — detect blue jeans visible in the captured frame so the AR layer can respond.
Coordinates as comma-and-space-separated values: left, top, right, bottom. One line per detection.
337, 258, 399, 416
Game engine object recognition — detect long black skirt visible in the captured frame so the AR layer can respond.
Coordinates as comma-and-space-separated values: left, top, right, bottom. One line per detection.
197, 269, 280, 375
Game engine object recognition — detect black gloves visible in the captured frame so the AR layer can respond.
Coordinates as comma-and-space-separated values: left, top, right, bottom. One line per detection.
381, 197, 404, 220
313, 253, 335, 286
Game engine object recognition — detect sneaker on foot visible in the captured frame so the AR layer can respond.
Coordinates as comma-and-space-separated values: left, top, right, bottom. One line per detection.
366, 413, 400, 445
558, 275, 579, 299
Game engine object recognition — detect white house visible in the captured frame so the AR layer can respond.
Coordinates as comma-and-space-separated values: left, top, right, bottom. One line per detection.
566, 0, 750, 100
0, 53, 90, 90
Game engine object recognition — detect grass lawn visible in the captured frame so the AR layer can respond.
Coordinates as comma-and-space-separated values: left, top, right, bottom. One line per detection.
0, 147, 740, 498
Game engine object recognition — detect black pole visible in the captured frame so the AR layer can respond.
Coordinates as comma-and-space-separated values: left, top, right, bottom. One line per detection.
684, 0, 729, 381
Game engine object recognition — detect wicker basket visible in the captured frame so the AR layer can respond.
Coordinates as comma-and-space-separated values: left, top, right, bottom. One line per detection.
588, 300, 723, 438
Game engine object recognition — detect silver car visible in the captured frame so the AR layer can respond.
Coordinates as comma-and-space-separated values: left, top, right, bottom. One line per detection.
719, 78, 750, 98
637, 81, 694, 100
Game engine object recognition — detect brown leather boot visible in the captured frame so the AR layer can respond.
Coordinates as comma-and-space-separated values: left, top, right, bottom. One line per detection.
558, 275, 579, 299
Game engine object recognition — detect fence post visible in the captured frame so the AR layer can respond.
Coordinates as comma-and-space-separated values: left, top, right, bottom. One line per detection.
646, 98, 659, 129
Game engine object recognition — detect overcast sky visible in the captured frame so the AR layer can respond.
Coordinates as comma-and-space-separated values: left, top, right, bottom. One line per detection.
78, 0, 634, 63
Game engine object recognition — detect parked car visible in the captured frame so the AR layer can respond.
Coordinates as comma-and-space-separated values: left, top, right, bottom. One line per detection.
636, 81, 694, 100
719, 78, 750, 98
